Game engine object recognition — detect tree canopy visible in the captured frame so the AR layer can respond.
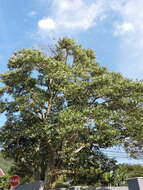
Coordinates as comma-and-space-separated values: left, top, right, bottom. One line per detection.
0, 38, 143, 189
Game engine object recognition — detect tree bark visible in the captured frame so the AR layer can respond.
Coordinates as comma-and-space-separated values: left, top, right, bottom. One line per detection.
44, 168, 59, 190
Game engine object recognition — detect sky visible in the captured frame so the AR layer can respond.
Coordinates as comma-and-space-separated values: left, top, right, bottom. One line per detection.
0, 0, 143, 164
1, 0, 143, 79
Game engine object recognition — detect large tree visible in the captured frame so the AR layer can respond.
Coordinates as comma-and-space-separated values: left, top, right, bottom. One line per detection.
0, 38, 143, 189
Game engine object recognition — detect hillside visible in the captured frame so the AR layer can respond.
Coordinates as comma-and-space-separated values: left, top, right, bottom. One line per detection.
0, 151, 13, 173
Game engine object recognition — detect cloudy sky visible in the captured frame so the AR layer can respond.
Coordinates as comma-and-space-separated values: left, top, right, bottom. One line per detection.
0, 0, 143, 79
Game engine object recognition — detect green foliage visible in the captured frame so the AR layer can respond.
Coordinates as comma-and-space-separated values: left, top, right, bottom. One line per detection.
101, 166, 126, 186
0, 37, 143, 189
119, 164, 143, 178
0, 152, 13, 173
67, 164, 126, 187
0, 175, 10, 190
54, 175, 70, 188
0, 152, 12, 190
9, 162, 34, 185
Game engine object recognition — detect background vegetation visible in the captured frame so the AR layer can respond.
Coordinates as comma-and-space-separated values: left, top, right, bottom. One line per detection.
0, 152, 12, 173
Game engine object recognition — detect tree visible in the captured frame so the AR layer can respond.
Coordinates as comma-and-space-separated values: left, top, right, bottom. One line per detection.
119, 164, 143, 179
66, 153, 117, 186
0, 38, 143, 189
0, 175, 10, 190
0, 151, 13, 173
68, 164, 126, 187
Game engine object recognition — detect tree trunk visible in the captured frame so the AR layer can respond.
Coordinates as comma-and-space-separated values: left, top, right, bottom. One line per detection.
43, 167, 59, 190
43, 147, 58, 190
40, 162, 46, 181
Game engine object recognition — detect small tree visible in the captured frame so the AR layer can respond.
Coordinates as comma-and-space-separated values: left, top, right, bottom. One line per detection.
0, 175, 10, 190
0, 38, 143, 189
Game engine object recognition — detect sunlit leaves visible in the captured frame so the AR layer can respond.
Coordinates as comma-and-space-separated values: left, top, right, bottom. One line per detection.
0, 38, 143, 188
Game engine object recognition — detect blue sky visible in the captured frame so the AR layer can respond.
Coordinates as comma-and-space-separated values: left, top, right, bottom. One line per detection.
1, 0, 143, 79
0, 0, 143, 164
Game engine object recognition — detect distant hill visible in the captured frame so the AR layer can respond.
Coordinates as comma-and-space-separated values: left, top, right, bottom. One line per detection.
0, 151, 13, 173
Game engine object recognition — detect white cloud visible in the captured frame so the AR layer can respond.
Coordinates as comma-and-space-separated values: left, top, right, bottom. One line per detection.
36, 0, 143, 43
114, 22, 134, 35
36, 0, 143, 79
37, 0, 107, 33
112, 0, 143, 37
110, 0, 143, 79
55, 0, 83, 11
38, 17, 56, 30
